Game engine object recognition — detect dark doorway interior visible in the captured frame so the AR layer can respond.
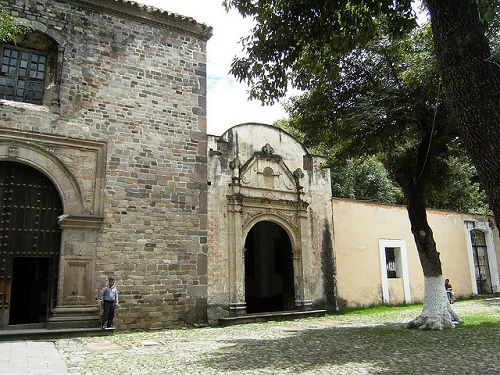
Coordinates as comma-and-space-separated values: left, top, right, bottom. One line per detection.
9, 257, 51, 325
1, 161, 62, 327
245, 221, 295, 313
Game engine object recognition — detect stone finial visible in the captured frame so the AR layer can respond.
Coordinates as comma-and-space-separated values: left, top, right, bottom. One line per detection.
229, 157, 241, 169
293, 168, 304, 179
261, 143, 274, 155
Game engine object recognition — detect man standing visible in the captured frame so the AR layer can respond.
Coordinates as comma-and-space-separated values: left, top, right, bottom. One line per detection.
101, 276, 119, 329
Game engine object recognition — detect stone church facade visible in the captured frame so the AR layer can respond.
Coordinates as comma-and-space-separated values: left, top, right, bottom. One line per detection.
0, 1, 498, 332
0, 0, 211, 329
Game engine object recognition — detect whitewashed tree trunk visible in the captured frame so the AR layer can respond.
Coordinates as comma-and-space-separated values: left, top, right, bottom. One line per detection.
407, 275, 462, 330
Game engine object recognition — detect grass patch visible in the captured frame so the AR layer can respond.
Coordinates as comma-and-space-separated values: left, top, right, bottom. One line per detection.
325, 299, 500, 328
335, 303, 422, 316
461, 313, 500, 326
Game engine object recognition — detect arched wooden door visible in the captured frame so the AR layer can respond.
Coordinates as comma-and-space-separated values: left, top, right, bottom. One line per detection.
0, 161, 62, 326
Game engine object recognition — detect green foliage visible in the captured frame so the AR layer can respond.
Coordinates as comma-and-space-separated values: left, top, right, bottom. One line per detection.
334, 300, 500, 328
336, 303, 422, 316
273, 118, 306, 145
427, 150, 492, 214
461, 313, 500, 326
0, 7, 27, 43
224, 0, 417, 104
275, 107, 489, 212
478, 0, 500, 58
330, 157, 404, 204
288, 25, 441, 159
227, 1, 496, 218
286, 27, 446, 199
274, 27, 490, 214
275, 118, 403, 204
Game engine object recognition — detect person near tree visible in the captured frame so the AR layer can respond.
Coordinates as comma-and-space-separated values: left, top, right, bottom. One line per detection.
445, 278, 455, 304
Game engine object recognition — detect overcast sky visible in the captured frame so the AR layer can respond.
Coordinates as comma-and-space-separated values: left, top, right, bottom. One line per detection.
134, 0, 288, 135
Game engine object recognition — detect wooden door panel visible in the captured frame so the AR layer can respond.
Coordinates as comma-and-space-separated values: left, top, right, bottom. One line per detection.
0, 161, 62, 325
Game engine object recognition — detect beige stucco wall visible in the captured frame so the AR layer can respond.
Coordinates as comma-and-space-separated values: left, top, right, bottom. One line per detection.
333, 198, 500, 308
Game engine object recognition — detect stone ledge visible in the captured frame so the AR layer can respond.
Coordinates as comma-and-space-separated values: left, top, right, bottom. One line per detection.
0, 327, 112, 341
218, 309, 327, 327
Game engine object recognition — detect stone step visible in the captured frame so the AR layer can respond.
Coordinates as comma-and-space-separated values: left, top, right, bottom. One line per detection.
218, 309, 327, 326
0, 327, 114, 341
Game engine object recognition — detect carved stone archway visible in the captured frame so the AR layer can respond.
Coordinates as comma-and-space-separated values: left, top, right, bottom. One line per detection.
0, 135, 105, 328
0, 140, 84, 214
227, 194, 312, 316
207, 125, 335, 321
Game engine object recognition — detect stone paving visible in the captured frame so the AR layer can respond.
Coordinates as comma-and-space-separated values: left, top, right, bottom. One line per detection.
3, 299, 500, 374
0, 340, 68, 375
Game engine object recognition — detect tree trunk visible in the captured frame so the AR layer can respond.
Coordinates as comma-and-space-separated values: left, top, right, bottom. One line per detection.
396, 167, 461, 329
426, 0, 500, 228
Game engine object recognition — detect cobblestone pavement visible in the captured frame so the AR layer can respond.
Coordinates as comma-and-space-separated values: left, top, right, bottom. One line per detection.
50, 298, 498, 374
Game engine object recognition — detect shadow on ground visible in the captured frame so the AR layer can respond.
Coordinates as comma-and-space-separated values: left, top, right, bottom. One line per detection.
201, 324, 500, 374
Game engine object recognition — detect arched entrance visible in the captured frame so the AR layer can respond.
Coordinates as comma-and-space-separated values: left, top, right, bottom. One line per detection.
0, 161, 62, 326
244, 221, 295, 313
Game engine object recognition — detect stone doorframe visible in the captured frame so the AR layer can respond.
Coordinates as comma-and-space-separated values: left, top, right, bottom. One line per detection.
0, 129, 106, 328
226, 195, 312, 316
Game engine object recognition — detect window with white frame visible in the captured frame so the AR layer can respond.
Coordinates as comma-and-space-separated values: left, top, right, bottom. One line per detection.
379, 239, 411, 304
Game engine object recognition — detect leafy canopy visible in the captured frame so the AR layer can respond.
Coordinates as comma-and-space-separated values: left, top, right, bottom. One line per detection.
225, 0, 498, 104
224, 0, 416, 104
284, 25, 489, 214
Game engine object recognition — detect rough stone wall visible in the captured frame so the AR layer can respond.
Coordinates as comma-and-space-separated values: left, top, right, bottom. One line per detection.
0, 0, 209, 328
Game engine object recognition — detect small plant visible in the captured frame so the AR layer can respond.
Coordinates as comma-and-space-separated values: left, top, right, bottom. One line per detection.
0, 7, 29, 43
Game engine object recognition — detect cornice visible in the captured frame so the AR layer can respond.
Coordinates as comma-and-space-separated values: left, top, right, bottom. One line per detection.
58, 214, 104, 229
72, 0, 213, 41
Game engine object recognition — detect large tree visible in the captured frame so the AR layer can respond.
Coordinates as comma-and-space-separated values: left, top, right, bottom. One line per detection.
288, 28, 464, 328
224, 0, 498, 328
224, 0, 500, 226
425, 0, 500, 228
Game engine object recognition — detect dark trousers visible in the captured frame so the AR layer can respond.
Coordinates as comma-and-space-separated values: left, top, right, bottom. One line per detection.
102, 301, 116, 327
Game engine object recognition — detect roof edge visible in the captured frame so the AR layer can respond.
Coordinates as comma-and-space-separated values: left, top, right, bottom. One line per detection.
220, 122, 310, 155
73, 0, 213, 41
332, 197, 495, 219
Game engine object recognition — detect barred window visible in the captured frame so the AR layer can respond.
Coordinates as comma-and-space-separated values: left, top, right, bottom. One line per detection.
385, 247, 398, 279
0, 45, 47, 104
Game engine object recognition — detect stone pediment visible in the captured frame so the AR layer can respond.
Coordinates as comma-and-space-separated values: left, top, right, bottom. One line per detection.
237, 144, 302, 199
